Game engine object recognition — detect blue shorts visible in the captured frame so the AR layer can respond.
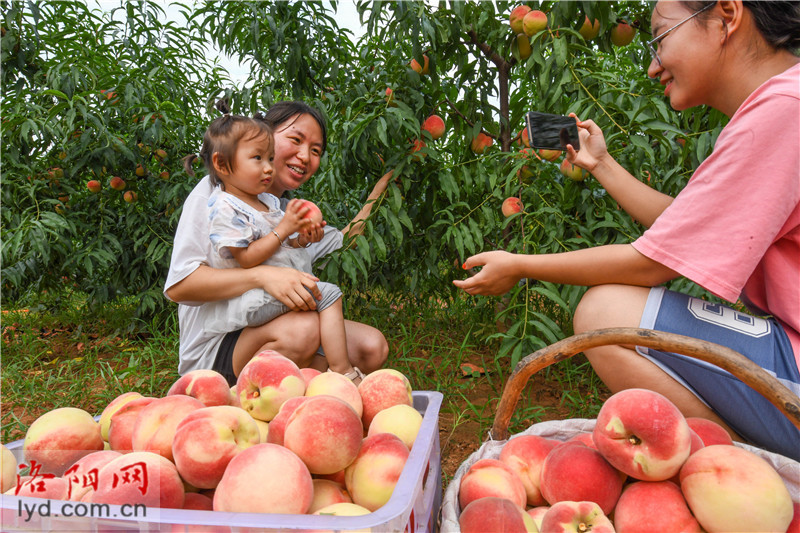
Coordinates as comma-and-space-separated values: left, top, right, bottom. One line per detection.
638, 287, 800, 461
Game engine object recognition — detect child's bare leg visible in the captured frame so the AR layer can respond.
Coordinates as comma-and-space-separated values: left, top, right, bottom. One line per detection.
319, 298, 360, 384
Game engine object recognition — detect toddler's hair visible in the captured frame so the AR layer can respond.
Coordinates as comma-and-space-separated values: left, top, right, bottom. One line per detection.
183, 99, 273, 188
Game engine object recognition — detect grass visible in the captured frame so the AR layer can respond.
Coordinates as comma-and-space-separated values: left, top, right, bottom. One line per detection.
1, 286, 608, 482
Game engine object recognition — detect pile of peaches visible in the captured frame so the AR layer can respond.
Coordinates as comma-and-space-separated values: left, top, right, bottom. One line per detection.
3, 351, 423, 520
457, 388, 798, 533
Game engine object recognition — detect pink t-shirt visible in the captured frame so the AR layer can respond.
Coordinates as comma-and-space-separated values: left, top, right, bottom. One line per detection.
633, 63, 800, 366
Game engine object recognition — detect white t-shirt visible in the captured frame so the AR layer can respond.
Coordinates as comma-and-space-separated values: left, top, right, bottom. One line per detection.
164, 176, 344, 374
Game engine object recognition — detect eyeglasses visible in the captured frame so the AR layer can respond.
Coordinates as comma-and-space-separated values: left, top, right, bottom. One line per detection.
646, 2, 715, 66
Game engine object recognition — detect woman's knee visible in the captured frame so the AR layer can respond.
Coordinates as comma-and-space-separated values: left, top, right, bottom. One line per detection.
574, 284, 650, 335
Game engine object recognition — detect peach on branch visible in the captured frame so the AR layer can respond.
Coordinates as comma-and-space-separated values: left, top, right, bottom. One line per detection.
357, 368, 413, 428
131, 394, 204, 462
167, 369, 232, 407
367, 403, 422, 450
385, 87, 398, 107
123, 190, 138, 203
502, 197, 523, 218
680, 445, 793, 533
458, 497, 537, 533
470, 132, 493, 154
305, 372, 363, 418
610, 22, 636, 46
614, 480, 702, 533
560, 159, 587, 181
214, 443, 313, 514
516, 33, 532, 60
409, 54, 430, 75
499, 434, 559, 506
522, 10, 547, 37
93, 451, 185, 509
345, 433, 409, 511
109, 176, 126, 191
422, 114, 446, 140
172, 405, 261, 489
538, 148, 561, 162
517, 127, 530, 148
86, 179, 102, 193
410, 138, 427, 161
236, 350, 306, 422
283, 395, 363, 475
509, 5, 532, 34
578, 16, 601, 40
135, 164, 147, 177
458, 458, 526, 510
23, 407, 104, 476
159, 170, 170, 180
540, 500, 614, 533
540, 442, 623, 514
593, 388, 692, 481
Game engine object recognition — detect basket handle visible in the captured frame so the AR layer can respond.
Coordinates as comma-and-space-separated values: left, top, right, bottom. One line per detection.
491, 327, 800, 441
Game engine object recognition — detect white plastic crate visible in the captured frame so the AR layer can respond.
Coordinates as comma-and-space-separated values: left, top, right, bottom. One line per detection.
1, 391, 443, 532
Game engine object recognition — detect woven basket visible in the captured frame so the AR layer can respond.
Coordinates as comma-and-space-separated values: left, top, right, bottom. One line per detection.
440, 328, 800, 532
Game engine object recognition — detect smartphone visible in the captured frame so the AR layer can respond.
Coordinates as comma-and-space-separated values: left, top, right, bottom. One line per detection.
526, 112, 580, 151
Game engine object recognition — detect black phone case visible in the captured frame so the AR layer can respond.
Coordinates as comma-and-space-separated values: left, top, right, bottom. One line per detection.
526, 112, 580, 151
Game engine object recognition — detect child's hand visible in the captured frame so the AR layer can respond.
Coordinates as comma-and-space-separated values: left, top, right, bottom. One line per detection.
278, 199, 314, 236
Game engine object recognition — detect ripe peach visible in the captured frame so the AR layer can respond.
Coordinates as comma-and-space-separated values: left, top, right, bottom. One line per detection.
526, 506, 549, 530
470, 132, 493, 154
685, 417, 734, 446
422, 115, 446, 140
540, 442, 623, 514
131, 395, 204, 462
299, 199, 324, 225
182, 491, 213, 510
107, 396, 156, 453
509, 5, 532, 34
305, 372, 363, 418
458, 458, 526, 510
93, 451, 185, 509
560, 159, 587, 181
522, 10, 547, 37
409, 54, 430, 75
518, 127, 530, 148
308, 478, 352, 513
614, 480, 702, 533
253, 418, 269, 443
502, 197, 523, 217
579, 16, 601, 40
593, 388, 692, 481
86, 179, 102, 193
109, 176, 126, 190
2, 444, 17, 494
63, 450, 122, 501
610, 22, 636, 47
410, 138, 427, 161
284, 395, 363, 475
498, 434, 559, 506
517, 33, 532, 60
680, 445, 793, 533
357, 368, 413, 428
538, 148, 561, 161
237, 350, 306, 421
172, 405, 261, 489
214, 443, 313, 514
300, 367, 322, 386
367, 404, 422, 450
23, 407, 104, 476
266, 396, 307, 446
167, 369, 232, 407
345, 433, 409, 511
123, 190, 138, 203
135, 164, 146, 177
8, 475, 69, 500
459, 497, 537, 533
99, 391, 143, 441
566, 432, 596, 448
540, 500, 614, 533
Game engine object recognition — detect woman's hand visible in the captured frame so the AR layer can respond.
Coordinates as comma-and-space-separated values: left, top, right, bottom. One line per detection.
342, 169, 395, 239
565, 114, 610, 173
452, 250, 522, 296
257, 265, 321, 311
298, 222, 326, 246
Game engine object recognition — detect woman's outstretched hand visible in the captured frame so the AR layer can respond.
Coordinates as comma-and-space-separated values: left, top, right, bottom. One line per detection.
565, 114, 609, 173
452, 251, 521, 296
